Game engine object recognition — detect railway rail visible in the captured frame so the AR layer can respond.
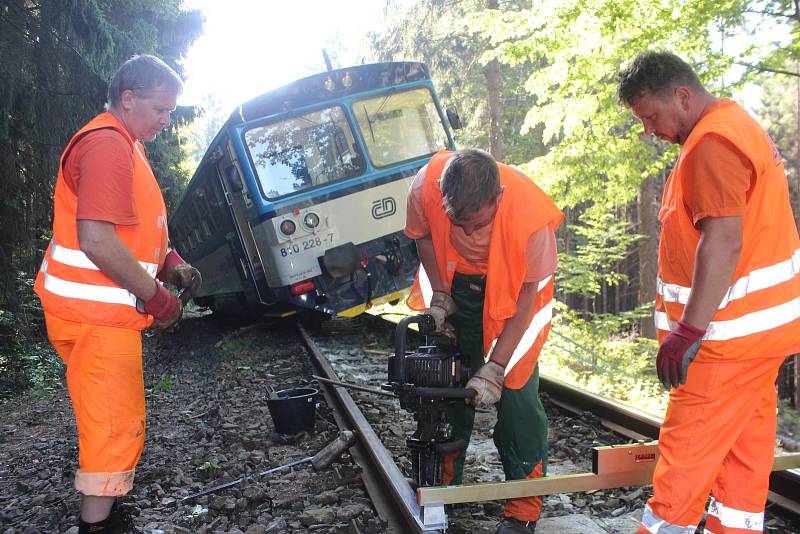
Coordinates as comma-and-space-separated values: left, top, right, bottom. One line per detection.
297, 315, 800, 533
538, 376, 800, 517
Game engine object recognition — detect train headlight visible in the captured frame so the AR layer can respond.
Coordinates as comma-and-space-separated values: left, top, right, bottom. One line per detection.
324, 76, 335, 91
341, 71, 352, 88
279, 219, 296, 236
303, 212, 320, 229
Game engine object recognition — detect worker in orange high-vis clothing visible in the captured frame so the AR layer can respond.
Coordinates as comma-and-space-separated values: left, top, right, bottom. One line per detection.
34, 55, 202, 534
617, 51, 800, 534
405, 149, 563, 534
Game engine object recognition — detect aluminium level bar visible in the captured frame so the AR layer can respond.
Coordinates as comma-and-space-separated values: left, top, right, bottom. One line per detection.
417, 444, 800, 506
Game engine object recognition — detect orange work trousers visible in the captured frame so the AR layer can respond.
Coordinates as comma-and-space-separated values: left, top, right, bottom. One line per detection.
636, 355, 785, 534
45, 312, 145, 496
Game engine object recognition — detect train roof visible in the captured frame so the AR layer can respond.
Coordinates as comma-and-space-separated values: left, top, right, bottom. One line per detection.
227, 61, 430, 126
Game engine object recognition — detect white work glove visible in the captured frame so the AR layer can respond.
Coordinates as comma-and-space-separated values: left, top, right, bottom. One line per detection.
425, 291, 457, 338
465, 360, 505, 406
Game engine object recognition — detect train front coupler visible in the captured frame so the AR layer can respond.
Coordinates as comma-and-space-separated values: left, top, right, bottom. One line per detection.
384, 314, 475, 487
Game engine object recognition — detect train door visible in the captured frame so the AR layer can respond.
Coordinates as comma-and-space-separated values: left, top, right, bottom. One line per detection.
215, 141, 274, 309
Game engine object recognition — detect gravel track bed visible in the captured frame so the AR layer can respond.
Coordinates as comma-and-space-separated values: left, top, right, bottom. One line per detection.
1, 313, 388, 534
1, 312, 798, 533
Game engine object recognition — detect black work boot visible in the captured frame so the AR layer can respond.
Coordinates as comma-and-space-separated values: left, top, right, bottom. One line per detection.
78, 501, 165, 534
495, 517, 537, 533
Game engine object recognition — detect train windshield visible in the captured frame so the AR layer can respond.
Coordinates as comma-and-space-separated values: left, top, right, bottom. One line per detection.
352, 87, 449, 168
244, 106, 363, 199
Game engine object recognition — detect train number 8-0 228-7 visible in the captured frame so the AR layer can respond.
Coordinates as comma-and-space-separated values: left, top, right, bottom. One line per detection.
279, 233, 334, 257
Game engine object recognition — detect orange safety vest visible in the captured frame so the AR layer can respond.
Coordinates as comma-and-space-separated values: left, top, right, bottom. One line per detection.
656, 100, 800, 360
34, 112, 168, 330
407, 151, 564, 388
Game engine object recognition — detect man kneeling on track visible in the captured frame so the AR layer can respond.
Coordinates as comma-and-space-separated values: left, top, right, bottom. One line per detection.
618, 51, 800, 534
34, 54, 202, 533
405, 148, 563, 533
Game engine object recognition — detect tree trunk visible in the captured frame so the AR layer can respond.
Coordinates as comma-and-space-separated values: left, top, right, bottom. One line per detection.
795, 354, 799, 409
794, 74, 800, 229
485, 0, 503, 160
638, 173, 659, 338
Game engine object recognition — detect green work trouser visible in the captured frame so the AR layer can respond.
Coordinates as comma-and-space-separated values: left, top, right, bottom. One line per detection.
446, 272, 548, 521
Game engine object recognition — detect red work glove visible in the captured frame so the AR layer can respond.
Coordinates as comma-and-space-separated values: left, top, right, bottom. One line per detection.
157, 248, 185, 279
656, 320, 705, 390
157, 249, 202, 298
142, 281, 182, 333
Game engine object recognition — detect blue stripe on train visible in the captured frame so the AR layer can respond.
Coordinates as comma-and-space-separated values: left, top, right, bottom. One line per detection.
250, 164, 422, 223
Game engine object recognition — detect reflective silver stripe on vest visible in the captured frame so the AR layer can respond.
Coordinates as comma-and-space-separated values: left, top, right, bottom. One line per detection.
707, 497, 763, 531
487, 275, 554, 374
41, 260, 137, 307
50, 241, 159, 276
655, 295, 800, 341
640, 504, 697, 533
657, 248, 800, 309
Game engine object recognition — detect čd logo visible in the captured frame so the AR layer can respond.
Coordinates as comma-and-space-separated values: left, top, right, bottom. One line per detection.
372, 197, 396, 219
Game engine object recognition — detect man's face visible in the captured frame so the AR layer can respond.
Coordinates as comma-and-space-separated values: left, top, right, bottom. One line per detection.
631, 88, 691, 145
448, 188, 504, 236
121, 88, 178, 141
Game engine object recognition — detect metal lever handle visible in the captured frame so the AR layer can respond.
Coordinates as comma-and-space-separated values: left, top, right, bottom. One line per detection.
413, 387, 476, 399
394, 314, 436, 383
181, 430, 356, 502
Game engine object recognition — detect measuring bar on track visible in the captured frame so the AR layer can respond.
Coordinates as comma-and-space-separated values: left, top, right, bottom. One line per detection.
417, 442, 800, 506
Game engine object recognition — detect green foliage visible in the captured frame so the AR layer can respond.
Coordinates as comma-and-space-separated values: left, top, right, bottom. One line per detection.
196, 461, 221, 472
733, 2, 800, 76
778, 399, 800, 438
557, 209, 642, 298
0, 273, 63, 400
472, 0, 746, 213
182, 92, 229, 172
155, 375, 175, 393
758, 63, 799, 173
540, 302, 667, 415
0, 1, 204, 313
463, 0, 799, 316
365, 0, 546, 162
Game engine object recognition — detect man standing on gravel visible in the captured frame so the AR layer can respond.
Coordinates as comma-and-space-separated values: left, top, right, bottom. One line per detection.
34, 54, 201, 534
405, 148, 563, 534
618, 51, 800, 534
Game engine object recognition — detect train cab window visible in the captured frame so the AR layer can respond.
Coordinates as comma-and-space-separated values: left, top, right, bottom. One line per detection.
244, 106, 364, 199
352, 87, 449, 168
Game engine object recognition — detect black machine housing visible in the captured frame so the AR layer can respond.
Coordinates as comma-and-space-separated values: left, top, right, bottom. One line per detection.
384, 314, 475, 487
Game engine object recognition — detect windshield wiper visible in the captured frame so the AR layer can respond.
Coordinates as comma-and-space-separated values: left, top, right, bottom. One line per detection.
362, 105, 375, 142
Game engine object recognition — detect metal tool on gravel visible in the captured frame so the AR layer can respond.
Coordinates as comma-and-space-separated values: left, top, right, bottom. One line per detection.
312, 375, 396, 397
181, 430, 357, 502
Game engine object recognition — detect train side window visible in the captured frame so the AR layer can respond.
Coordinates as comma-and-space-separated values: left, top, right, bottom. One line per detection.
195, 187, 217, 237
190, 199, 209, 240
184, 203, 201, 248
353, 87, 449, 168
204, 182, 222, 232
243, 105, 365, 199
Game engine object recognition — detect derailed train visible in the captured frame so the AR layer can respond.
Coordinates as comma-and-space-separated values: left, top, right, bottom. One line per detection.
170, 62, 460, 318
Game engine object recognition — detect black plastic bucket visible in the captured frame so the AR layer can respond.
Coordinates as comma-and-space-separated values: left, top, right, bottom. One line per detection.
266, 387, 318, 434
